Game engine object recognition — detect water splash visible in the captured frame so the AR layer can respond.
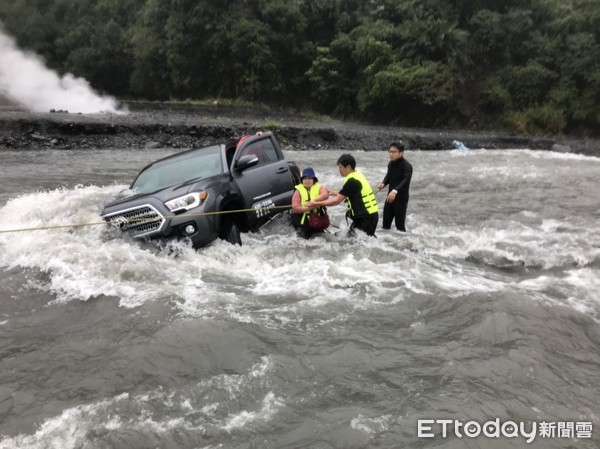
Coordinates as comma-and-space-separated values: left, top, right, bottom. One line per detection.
0, 24, 126, 114
452, 140, 470, 152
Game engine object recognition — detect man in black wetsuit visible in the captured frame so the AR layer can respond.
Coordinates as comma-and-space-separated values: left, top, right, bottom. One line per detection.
377, 142, 412, 232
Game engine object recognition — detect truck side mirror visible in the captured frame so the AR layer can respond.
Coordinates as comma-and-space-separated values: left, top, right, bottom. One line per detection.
234, 154, 259, 172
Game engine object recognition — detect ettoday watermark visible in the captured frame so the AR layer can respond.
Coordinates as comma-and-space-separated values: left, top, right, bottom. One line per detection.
417, 419, 593, 444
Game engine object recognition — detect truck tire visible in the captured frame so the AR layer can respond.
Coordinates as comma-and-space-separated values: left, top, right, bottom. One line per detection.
220, 218, 242, 245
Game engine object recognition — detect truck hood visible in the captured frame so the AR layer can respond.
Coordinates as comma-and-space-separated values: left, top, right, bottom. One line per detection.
102, 183, 194, 212
101, 176, 226, 214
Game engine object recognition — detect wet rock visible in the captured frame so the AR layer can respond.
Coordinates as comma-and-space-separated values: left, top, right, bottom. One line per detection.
31, 133, 48, 141
145, 141, 161, 149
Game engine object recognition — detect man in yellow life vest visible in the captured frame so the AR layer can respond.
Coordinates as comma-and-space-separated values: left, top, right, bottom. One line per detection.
307, 154, 379, 236
291, 167, 330, 238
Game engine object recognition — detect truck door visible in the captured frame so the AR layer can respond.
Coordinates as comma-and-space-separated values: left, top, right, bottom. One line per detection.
232, 135, 294, 229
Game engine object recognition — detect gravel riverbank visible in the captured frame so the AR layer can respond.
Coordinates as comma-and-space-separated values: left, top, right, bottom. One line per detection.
1, 101, 598, 156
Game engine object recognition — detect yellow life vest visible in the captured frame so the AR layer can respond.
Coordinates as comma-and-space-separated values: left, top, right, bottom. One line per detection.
295, 183, 323, 225
343, 170, 378, 216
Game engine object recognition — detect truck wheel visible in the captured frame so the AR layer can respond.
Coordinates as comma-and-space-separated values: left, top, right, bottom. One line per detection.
220, 219, 242, 245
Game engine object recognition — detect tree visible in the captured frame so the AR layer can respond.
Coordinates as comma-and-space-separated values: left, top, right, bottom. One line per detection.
359, 60, 455, 124
129, 0, 172, 99
0, 0, 598, 134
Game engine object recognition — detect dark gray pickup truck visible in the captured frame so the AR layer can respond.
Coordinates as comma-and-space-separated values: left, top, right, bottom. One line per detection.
101, 132, 300, 248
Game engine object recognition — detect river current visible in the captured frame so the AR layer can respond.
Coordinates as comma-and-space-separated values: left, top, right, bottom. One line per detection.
0, 147, 599, 449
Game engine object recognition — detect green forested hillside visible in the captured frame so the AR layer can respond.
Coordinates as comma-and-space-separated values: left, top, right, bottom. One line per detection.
1, 0, 598, 135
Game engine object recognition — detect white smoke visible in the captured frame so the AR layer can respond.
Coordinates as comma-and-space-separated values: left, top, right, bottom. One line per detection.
0, 24, 126, 114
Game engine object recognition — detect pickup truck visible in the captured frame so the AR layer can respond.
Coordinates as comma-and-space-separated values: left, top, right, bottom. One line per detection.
101, 132, 301, 248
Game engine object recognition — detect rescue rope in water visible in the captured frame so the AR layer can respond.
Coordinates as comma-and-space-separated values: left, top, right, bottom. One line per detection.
0, 204, 293, 234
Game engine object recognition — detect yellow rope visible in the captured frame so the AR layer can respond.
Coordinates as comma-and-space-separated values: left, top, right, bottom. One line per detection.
0, 205, 292, 235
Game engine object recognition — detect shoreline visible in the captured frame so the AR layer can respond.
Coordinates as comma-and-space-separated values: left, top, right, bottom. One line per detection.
0, 102, 598, 156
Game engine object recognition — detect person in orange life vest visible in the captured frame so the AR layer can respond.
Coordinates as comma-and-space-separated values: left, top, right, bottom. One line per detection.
235, 131, 266, 162
291, 167, 329, 238
236, 131, 263, 149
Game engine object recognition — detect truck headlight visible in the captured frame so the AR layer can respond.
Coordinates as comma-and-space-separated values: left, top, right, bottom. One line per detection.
165, 192, 207, 213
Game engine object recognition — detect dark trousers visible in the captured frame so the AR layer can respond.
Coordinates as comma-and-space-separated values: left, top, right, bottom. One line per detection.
349, 212, 379, 236
382, 199, 408, 231
292, 213, 324, 239
296, 226, 325, 239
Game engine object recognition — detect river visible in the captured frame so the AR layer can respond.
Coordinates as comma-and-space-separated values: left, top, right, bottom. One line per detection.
0, 147, 599, 449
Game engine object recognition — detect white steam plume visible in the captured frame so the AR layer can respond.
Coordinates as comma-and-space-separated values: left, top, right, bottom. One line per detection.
0, 24, 126, 114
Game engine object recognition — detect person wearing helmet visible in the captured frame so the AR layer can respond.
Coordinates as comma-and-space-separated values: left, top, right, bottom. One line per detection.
291, 166, 330, 238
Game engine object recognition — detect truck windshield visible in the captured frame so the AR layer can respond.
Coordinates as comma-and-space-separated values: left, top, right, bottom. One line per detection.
131, 147, 222, 194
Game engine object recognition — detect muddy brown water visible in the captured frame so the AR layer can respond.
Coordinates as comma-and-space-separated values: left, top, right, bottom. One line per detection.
1, 146, 599, 448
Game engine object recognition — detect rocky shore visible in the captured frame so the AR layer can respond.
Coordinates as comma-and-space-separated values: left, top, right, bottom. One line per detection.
1, 101, 598, 156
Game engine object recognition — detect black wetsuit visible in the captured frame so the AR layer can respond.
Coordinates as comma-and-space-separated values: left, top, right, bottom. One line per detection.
381, 157, 412, 231
339, 178, 379, 236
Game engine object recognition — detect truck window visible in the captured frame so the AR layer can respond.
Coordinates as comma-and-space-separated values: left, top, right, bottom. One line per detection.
240, 140, 279, 167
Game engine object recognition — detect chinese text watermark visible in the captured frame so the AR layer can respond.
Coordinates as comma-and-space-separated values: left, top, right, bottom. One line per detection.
418, 419, 592, 444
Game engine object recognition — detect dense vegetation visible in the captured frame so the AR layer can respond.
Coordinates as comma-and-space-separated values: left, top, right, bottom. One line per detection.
1, 0, 599, 135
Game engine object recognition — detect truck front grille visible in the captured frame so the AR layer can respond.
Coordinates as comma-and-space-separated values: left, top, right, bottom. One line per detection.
103, 205, 165, 238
